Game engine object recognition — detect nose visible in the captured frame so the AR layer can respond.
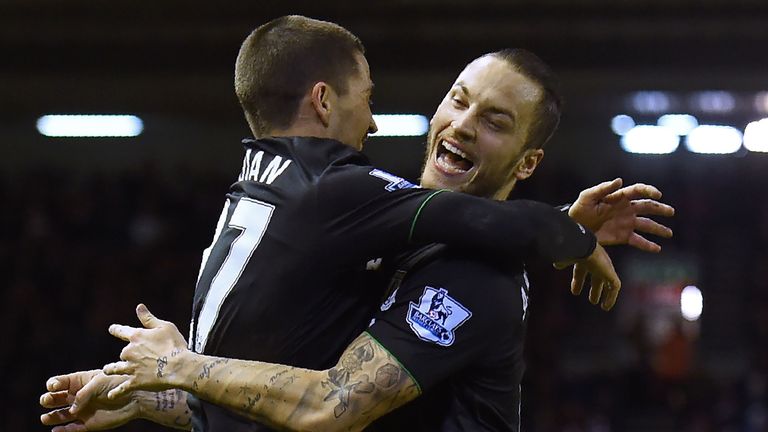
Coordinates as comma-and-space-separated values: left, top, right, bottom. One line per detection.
368, 116, 378, 135
451, 109, 476, 141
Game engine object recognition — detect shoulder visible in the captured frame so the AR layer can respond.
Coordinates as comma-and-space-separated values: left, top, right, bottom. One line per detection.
407, 253, 525, 301
394, 253, 528, 331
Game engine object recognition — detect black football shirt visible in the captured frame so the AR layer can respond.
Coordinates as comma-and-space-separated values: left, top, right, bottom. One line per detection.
367, 248, 529, 432
187, 136, 592, 431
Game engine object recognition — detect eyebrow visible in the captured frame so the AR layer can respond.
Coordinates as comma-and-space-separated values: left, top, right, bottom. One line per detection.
454, 81, 516, 123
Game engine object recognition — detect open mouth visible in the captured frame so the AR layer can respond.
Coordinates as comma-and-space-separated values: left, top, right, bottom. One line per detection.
435, 140, 475, 174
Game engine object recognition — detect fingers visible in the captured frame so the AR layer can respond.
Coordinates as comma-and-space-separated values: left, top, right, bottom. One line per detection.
46, 376, 65, 393
53, 423, 88, 432
40, 407, 77, 426
601, 282, 621, 311
103, 361, 134, 377
40, 391, 74, 409
605, 183, 662, 203
602, 264, 621, 311
106, 379, 133, 401
109, 324, 138, 342
582, 178, 623, 202
588, 280, 604, 306
136, 303, 164, 329
69, 372, 109, 415
571, 264, 587, 295
627, 232, 662, 253
635, 216, 673, 238
630, 199, 675, 218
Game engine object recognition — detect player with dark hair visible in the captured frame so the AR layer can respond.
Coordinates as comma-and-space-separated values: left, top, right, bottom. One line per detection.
40, 17, 672, 432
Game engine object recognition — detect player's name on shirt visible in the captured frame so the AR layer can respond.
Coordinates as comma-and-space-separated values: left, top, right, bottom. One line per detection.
238, 148, 293, 185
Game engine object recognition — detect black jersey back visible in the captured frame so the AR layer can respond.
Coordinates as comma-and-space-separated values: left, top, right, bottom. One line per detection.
189, 137, 449, 431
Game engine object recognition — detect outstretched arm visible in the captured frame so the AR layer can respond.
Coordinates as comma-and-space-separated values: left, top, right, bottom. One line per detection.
413, 194, 597, 263
103, 305, 418, 432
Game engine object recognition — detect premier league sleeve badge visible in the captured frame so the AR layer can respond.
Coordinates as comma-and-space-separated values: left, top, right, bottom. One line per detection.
407, 286, 472, 347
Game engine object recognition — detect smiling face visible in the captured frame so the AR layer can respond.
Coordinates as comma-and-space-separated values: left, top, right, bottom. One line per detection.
420, 55, 545, 199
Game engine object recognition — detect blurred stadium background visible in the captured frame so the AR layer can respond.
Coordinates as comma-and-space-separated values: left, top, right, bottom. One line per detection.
3, 0, 768, 430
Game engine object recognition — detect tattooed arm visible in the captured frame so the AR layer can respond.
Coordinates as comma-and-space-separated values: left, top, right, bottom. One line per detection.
104, 305, 419, 431
40, 370, 193, 431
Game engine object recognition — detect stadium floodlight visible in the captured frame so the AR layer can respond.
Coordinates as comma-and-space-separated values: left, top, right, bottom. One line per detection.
620, 125, 679, 154
691, 91, 735, 114
370, 114, 429, 137
630, 91, 671, 114
685, 125, 743, 154
37, 115, 144, 137
680, 285, 703, 321
744, 118, 768, 153
658, 114, 699, 136
611, 114, 635, 136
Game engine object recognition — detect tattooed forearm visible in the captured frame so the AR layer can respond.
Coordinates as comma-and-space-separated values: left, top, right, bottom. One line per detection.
320, 338, 378, 418
243, 392, 262, 413
138, 389, 192, 431
176, 334, 419, 431
154, 389, 176, 412
199, 358, 230, 380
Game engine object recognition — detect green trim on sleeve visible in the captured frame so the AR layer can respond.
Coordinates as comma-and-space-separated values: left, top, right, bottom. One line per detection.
408, 189, 449, 244
364, 330, 423, 395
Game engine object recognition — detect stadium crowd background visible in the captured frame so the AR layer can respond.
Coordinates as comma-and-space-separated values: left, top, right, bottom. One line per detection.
2, 1, 767, 431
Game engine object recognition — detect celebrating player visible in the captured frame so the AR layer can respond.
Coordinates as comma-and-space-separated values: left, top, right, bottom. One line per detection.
40, 16, 673, 432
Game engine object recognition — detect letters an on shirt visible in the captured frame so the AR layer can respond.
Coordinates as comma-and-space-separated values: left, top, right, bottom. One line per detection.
407, 286, 472, 347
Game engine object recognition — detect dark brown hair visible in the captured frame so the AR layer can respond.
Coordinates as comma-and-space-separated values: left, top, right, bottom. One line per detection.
234, 16, 365, 136
489, 49, 563, 149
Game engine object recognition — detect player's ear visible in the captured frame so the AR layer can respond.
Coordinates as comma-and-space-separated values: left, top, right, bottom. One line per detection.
513, 148, 544, 180
310, 82, 334, 127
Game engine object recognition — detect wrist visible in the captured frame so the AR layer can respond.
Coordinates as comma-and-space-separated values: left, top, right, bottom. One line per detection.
133, 390, 155, 420
171, 349, 199, 392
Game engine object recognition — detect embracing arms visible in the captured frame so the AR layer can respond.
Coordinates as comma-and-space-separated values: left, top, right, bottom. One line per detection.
99, 308, 415, 432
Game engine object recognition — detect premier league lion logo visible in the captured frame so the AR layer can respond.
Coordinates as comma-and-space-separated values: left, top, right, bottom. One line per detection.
407, 286, 472, 346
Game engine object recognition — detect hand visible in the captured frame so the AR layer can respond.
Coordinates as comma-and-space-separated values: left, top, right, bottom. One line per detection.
103, 304, 189, 400
40, 370, 137, 431
568, 178, 675, 253
560, 244, 622, 311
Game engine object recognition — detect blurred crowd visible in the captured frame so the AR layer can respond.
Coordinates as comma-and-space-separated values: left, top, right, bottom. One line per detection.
3, 156, 768, 431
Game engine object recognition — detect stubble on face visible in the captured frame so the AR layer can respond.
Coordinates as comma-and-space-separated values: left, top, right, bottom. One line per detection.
419, 56, 543, 199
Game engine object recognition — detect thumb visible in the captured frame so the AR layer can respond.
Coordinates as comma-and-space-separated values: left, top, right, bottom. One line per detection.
136, 303, 161, 329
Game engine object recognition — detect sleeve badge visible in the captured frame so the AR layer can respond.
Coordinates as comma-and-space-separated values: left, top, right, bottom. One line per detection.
406, 286, 472, 346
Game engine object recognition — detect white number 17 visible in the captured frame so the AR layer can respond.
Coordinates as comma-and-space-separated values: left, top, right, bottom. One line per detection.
193, 197, 274, 353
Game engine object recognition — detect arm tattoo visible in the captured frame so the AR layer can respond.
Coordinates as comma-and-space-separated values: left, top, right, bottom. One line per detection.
199, 358, 230, 380
157, 356, 168, 378
321, 340, 377, 418
154, 389, 179, 412
157, 349, 183, 378
244, 392, 262, 413
374, 363, 401, 388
